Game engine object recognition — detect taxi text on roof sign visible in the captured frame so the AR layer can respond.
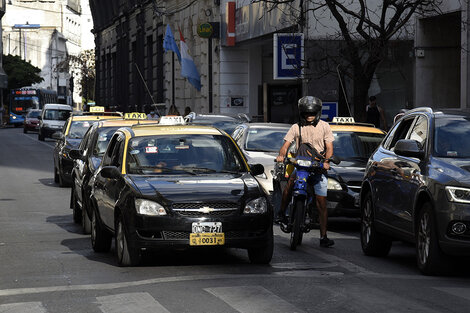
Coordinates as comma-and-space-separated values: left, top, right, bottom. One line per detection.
124, 112, 147, 120
159, 115, 185, 125
332, 117, 355, 124
89, 106, 105, 113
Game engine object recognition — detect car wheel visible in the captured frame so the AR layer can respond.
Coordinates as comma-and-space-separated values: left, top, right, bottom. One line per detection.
116, 214, 141, 266
248, 226, 273, 264
360, 192, 392, 256
91, 209, 112, 253
71, 187, 81, 224
38, 131, 45, 141
54, 165, 59, 183
82, 200, 92, 235
23, 127, 27, 133
416, 203, 450, 275
57, 162, 69, 187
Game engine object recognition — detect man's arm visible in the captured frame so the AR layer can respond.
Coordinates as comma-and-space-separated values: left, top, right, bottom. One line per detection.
276, 140, 291, 162
323, 141, 333, 170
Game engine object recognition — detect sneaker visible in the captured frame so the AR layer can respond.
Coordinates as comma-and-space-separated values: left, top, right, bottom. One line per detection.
274, 212, 288, 225
320, 236, 335, 247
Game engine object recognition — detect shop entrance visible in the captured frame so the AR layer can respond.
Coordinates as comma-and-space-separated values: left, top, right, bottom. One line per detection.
266, 84, 301, 123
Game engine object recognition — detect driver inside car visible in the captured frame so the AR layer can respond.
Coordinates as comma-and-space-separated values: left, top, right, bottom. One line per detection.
275, 96, 335, 248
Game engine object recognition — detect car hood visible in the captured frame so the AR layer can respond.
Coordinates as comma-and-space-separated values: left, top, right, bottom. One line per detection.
329, 158, 367, 184
432, 157, 470, 185
129, 173, 261, 203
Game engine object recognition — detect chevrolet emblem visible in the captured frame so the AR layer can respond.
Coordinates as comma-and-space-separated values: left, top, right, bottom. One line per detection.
200, 206, 214, 214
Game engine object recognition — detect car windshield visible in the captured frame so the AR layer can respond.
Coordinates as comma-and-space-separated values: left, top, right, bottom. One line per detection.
67, 120, 93, 139
191, 119, 242, 134
44, 109, 70, 121
93, 126, 120, 156
245, 127, 289, 152
434, 117, 470, 158
333, 131, 385, 160
27, 110, 40, 118
126, 134, 247, 175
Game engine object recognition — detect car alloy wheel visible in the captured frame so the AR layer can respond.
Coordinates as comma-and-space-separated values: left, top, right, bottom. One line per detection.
417, 210, 431, 266
362, 198, 372, 245
360, 192, 391, 256
116, 216, 141, 267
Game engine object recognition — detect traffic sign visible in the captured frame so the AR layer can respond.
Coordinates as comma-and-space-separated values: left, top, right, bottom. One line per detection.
321, 102, 338, 122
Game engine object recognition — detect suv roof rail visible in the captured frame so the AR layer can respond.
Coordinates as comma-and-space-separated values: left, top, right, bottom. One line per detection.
405, 107, 433, 114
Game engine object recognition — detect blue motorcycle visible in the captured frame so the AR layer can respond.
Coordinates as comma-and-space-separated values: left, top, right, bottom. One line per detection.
276, 151, 340, 250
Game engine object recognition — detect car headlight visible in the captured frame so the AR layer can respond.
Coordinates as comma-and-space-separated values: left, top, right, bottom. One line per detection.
445, 186, 470, 203
135, 199, 167, 216
297, 159, 312, 167
244, 197, 267, 214
327, 178, 342, 190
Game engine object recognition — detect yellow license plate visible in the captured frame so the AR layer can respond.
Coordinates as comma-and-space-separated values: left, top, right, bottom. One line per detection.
189, 233, 225, 246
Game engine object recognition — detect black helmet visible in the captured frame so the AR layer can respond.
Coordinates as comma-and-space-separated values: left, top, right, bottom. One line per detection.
298, 96, 322, 126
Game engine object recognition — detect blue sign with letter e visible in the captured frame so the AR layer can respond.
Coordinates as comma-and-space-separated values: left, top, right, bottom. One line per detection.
321, 102, 338, 122
274, 33, 303, 80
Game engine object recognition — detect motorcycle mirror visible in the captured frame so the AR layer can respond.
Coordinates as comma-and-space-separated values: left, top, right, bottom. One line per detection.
329, 155, 341, 165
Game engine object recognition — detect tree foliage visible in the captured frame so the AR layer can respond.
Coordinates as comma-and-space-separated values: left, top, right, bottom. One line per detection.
253, 0, 442, 118
2, 54, 44, 90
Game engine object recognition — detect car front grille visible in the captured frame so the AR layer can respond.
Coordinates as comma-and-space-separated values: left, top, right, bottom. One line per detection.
172, 202, 239, 217
162, 231, 189, 240
346, 180, 362, 192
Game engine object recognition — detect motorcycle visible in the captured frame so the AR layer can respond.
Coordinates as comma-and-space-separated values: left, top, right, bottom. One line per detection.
274, 149, 340, 250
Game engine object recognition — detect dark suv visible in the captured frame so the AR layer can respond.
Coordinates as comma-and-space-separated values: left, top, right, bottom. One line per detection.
360, 107, 470, 275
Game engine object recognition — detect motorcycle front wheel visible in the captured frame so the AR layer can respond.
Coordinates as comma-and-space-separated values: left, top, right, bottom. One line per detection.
290, 198, 305, 251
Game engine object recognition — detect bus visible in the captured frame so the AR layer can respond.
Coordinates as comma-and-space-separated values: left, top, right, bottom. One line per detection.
9, 87, 58, 126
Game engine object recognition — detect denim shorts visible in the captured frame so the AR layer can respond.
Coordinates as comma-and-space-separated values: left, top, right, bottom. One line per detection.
292, 170, 328, 197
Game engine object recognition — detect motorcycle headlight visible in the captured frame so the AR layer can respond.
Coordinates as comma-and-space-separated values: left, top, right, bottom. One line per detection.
135, 199, 167, 216
445, 186, 470, 203
327, 178, 342, 190
297, 159, 312, 167
244, 197, 267, 214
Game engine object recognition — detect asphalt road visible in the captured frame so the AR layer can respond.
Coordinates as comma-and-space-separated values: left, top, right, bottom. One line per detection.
0, 127, 469, 313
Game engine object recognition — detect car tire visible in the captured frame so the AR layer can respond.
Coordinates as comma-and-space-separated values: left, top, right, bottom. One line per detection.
116, 214, 141, 267
360, 192, 392, 257
23, 127, 27, 133
91, 209, 112, 253
57, 162, 69, 187
38, 131, 45, 141
248, 226, 273, 264
71, 187, 81, 224
82, 200, 92, 235
416, 202, 450, 275
54, 165, 59, 183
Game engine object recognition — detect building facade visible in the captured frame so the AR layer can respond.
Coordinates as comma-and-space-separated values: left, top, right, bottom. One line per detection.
2, 0, 86, 104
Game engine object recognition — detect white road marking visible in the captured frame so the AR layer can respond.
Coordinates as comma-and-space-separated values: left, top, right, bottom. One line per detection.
205, 285, 305, 313
96, 292, 170, 313
22, 133, 55, 149
434, 287, 470, 301
0, 302, 47, 313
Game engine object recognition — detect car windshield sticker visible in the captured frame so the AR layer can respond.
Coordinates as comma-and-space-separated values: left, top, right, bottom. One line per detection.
145, 146, 158, 153
447, 151, 458, 157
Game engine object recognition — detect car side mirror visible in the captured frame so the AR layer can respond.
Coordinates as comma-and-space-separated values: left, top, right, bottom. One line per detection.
101, 166, 121, 179
69, 149, 84, 161
329, 155, 341, 165
250, 163, 265, 176
394, 139, 424, 159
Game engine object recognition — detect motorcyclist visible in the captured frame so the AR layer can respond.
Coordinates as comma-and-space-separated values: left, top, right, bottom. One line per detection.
275, 96, 335, 247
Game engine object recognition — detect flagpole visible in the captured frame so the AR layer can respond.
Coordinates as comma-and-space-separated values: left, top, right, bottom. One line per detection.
172, 53, 175, 106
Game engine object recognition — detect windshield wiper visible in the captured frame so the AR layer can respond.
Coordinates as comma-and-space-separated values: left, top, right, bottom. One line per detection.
131, 165, 196, 175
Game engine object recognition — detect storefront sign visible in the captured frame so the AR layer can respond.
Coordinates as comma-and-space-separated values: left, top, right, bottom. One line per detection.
273, 33, 303, 80
197, 23, 213, 38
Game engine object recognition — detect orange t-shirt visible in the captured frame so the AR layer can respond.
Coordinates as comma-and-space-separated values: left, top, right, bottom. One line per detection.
284, 120, 334, 153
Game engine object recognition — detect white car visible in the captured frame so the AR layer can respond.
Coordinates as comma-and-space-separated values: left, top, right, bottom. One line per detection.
38, 103, 72, 141
232, 123, 290, 194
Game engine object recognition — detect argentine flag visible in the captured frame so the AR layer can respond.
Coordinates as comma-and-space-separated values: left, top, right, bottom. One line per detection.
163, 24, 181, 61
179, 29, 202, 91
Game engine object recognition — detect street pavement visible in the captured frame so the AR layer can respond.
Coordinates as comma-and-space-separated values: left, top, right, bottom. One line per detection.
0, 127, 469, 312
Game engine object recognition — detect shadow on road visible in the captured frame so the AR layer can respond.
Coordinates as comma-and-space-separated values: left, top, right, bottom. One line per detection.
38, 178, 60, 188
46, 214, 83, 235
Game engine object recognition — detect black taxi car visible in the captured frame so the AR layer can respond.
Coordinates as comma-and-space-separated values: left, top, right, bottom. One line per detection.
53, 111, 122, 187
82, 120, 273, 266
69, 118, 157, 229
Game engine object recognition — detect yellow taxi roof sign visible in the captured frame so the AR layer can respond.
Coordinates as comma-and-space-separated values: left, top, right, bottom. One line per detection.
124, 112, 147, 120
89, 106, 105, 113
159, 115, 185, 125
332, 117, 355, 124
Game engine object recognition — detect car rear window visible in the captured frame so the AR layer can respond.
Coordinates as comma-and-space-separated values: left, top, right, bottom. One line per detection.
245, 127, 289, 152
44, 109, 70, 121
